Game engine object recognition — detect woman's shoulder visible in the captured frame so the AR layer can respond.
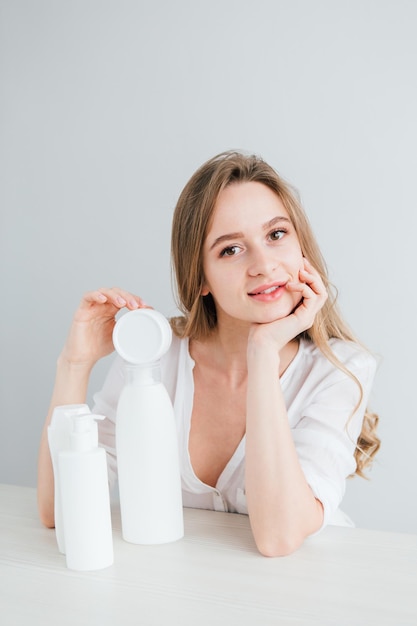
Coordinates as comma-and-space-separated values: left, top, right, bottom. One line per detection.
164, 329, 190, 360
299, 336, 378, 374
161, 324, 191, 362
160, 328, 193, 399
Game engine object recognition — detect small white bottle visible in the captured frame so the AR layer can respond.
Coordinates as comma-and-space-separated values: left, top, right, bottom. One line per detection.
113, 309, 184, 545
58, 413, 114, 570
47, 403, 90, 554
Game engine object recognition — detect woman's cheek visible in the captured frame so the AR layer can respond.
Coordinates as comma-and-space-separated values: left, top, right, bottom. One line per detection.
290, 252, 304, 282
292, 290, 303, 309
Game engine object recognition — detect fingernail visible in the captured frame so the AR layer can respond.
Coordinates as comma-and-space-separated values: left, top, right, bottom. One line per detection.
129, 299, 139, 309
116, 297, 127, 306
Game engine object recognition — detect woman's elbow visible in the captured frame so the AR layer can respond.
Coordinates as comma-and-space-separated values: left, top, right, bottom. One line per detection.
37, 496, 55, 529
255, 535, 303, 558
39, 511, 55, 529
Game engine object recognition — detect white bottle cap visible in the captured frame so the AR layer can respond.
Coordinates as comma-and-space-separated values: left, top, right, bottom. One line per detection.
112, 309, 172, 365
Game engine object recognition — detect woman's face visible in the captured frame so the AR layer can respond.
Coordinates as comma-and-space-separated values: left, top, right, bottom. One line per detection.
202, 181, 304, 327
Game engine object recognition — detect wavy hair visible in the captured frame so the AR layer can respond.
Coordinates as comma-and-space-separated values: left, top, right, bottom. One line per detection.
171, 150, 380, 476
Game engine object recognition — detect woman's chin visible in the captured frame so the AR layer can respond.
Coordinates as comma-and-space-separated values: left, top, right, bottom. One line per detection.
251, 302, 296, 324
251, 312, 289, 325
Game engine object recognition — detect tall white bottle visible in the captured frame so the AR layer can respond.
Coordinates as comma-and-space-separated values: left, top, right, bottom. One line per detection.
47, 403, 91, 554
58, 413, 114, 570
113, 309, 184, 545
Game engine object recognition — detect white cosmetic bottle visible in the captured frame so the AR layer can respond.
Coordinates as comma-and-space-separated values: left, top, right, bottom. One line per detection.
47, 403, 91, 554
113, 309, 184, 545
58, 412, 114, 570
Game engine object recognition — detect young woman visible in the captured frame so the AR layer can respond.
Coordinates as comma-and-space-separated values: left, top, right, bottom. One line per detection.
37, 151, 379, 556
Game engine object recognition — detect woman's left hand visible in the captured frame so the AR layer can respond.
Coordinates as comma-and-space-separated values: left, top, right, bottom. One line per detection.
248, 258, 328, 352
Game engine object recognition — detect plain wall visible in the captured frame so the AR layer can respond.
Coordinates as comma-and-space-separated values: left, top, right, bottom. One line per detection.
1, 0, 416, 533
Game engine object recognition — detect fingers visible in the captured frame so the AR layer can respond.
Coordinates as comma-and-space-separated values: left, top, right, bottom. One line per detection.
288, 259, 327, 297
97, 287, 147, 310
81, 288, 151, 311
286, 260, 328, 324
301, 258, 327, 297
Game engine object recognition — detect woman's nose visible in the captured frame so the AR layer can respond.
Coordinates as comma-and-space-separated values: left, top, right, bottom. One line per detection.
247, 247, 278, 276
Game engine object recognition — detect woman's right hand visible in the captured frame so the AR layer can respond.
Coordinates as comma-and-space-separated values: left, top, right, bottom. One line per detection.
60, 288, 150, 369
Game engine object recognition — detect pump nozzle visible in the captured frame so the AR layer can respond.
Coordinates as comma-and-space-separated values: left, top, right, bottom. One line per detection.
66, 411, 106, 453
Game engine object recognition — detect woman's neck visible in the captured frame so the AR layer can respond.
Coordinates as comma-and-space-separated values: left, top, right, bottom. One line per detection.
190, 320, 299, 383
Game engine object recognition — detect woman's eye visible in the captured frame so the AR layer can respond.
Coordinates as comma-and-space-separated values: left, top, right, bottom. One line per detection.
220, 245, 240, 257
270, 229, 286, 241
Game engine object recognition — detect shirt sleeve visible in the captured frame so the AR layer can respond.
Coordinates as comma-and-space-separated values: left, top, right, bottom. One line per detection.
291, 349, 377, 529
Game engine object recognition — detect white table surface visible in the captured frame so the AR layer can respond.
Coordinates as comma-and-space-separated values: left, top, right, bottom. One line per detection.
0, 483, 416, 626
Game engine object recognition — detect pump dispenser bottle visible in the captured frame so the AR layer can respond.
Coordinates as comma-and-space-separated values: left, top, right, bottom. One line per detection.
47, 403, 91, 554
113, 309, 184, 545
58, 412, 114, 570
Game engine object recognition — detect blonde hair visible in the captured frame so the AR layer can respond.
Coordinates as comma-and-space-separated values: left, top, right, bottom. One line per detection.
171, 150, 380, 476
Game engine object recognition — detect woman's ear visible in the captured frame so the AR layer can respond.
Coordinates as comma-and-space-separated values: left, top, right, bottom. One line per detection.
201, 277, 210, 296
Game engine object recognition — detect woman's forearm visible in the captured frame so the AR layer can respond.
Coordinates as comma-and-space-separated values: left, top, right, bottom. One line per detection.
37, 288, 146, 527
37, 356, 93, 527
245, 347, 323, 557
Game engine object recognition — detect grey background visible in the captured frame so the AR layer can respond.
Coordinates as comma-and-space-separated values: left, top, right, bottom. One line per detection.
1, 0, 416, 533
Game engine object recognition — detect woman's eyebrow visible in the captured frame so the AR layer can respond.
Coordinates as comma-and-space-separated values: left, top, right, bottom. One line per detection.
263, 215, 291, 230
209, 231, 244, 251
209, 216, 291, 251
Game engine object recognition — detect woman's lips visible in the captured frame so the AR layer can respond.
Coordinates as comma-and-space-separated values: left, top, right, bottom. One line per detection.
248, 282, 287, 301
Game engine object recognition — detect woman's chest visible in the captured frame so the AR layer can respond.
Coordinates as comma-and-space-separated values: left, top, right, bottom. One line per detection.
188, 373, 247, 488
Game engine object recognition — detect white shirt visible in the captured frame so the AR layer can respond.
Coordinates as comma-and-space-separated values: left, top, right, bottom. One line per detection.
94, 334, 376, 530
